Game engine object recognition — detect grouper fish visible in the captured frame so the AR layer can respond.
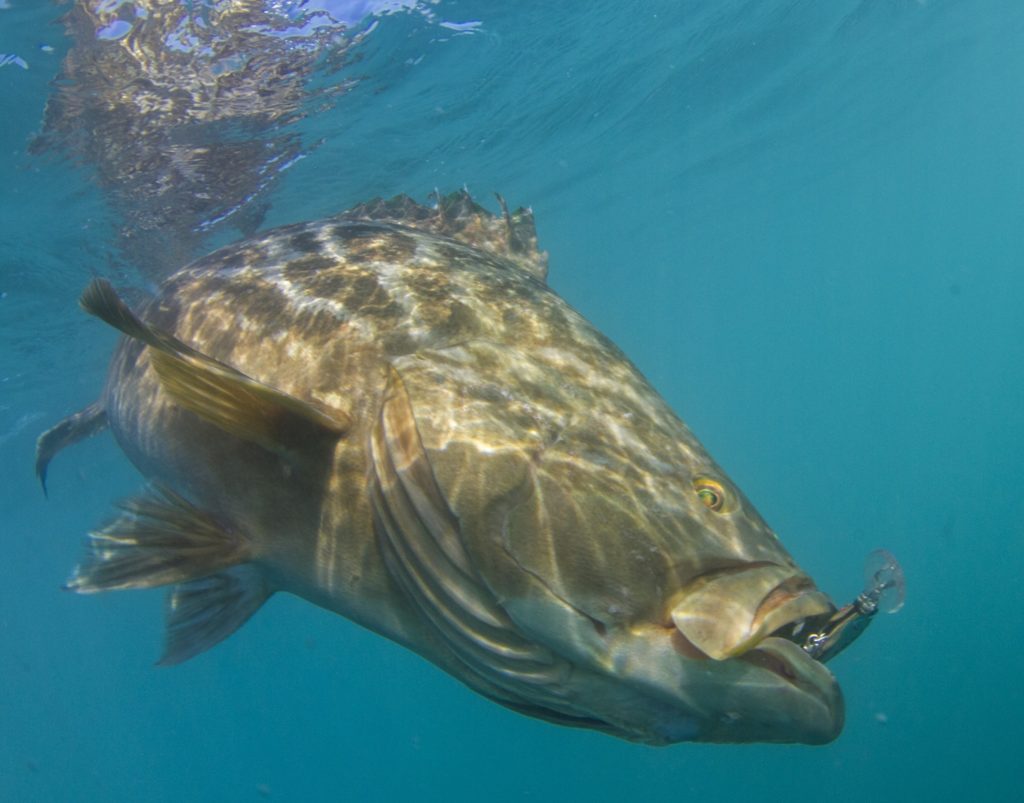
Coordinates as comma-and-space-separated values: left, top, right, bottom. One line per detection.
37, 191, 852, 745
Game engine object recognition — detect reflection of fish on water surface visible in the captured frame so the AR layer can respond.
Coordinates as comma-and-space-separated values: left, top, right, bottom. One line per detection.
36, 191, 876, 745
33, 1, 364, 278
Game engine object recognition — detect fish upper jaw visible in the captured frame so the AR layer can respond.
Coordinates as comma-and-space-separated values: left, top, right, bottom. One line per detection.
669, 563, 835, 661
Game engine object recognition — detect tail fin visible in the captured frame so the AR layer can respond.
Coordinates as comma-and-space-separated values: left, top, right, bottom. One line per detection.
35, 402, 108, 496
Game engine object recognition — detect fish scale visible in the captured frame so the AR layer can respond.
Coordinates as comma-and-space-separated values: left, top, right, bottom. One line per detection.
37, 190, 846, 745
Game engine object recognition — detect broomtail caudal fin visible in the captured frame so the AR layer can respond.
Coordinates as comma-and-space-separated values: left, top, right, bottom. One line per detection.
68, 484, 270, 663
35, 402, 108, 496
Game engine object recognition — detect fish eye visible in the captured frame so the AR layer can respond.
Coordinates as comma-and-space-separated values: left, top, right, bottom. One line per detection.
693, 477, 727, 512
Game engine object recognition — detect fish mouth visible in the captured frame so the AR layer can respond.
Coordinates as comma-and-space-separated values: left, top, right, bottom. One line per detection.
669, 562, 835, 661
669, 563, 843, 743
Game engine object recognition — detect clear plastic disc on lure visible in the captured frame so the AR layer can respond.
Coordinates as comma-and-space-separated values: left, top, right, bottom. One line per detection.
861, 548, 905, 614
801, 549, 905, 663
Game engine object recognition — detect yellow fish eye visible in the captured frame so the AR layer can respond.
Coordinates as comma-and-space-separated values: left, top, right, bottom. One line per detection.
694, 477, 727, 512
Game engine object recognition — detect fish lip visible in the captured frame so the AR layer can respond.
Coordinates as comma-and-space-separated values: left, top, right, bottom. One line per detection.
670, 565, 835, 660
738, 635, 845, 744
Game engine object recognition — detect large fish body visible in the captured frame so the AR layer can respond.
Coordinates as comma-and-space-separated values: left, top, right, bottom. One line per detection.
40, 193, 843, 744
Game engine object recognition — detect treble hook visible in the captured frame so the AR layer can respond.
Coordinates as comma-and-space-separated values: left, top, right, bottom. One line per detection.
802, 549, 905, 663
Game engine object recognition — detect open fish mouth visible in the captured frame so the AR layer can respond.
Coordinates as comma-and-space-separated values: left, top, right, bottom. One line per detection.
758, 607, 836, 654
669, 563, 836, 661
738, 604, 841, 686
733, 548, 907, 667
668, 563, 844, 743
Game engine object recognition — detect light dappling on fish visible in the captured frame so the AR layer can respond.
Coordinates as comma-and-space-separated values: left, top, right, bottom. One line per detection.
35, 192, 878, 745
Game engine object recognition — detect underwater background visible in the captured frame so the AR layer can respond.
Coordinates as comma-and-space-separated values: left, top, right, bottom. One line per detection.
2, 1, 1022, 800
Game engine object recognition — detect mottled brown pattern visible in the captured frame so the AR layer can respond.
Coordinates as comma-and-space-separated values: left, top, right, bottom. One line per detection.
283, 253, 337, 279
331, 224, 419, 264
51, 191, 842, 748
289, 230, 323, 255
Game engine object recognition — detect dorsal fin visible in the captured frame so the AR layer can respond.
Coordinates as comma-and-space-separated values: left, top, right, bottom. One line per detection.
342, 190, 549, 282
80, 278, 350, 456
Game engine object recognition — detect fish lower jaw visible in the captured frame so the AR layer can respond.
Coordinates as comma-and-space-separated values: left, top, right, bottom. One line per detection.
736, 635, 844, 744
598, 621, 843, 744
740, 635, 836, 686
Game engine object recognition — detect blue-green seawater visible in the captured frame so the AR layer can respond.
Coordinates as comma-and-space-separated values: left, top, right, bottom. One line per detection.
2, 1, 1022, 801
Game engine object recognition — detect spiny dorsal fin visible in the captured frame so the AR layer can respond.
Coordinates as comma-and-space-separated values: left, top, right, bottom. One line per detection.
35, 401, 108, 497
80, 278, 350, 455
343, 191, 549, 282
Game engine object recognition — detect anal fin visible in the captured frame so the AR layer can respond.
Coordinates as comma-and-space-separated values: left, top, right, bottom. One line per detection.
71, 485, 271, 664
160, 565, 270, 665
79, 278, 350, 457
35, 401, 108, 496
68, 485, 250, 593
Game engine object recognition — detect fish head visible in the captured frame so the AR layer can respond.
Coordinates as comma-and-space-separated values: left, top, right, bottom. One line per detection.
489, 457, 842, 745
378, 337, 843, 745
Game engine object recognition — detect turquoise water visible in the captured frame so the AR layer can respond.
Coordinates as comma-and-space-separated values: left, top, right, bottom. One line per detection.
2, 1, 1023, 800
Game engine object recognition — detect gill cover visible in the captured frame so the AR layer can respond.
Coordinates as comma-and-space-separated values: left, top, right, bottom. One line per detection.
369, 364, 574, 713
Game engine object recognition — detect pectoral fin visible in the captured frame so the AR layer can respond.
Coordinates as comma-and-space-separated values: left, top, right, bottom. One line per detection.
79, 278, 350, 456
